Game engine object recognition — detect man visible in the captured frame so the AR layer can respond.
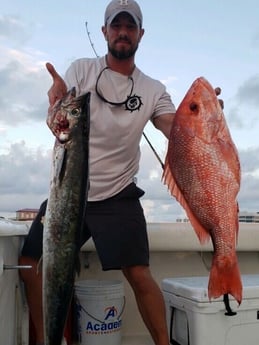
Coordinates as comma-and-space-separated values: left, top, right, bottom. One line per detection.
19, 1, 175, 344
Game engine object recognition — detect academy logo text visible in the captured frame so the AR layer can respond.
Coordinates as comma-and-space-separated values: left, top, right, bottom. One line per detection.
85, 306, 122, 334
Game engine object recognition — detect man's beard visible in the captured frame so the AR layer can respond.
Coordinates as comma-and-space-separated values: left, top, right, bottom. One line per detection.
108, 42, 138, 60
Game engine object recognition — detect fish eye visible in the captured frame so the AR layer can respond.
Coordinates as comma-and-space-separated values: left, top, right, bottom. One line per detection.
70, 108, 81, 117
189, 102, 198, 112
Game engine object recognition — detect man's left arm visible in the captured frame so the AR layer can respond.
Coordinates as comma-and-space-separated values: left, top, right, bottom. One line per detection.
153, 113, 175, 139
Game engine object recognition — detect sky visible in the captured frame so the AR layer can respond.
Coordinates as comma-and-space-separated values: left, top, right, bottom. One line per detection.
0, 0, 259, 221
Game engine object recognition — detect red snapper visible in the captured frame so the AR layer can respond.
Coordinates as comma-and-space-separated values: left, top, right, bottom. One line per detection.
163, 77, 242, 304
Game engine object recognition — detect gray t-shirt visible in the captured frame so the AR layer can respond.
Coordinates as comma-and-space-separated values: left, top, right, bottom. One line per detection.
65, 56, 175, 201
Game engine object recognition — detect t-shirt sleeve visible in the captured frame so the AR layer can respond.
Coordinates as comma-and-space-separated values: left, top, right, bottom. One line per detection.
152, 85, 176, 120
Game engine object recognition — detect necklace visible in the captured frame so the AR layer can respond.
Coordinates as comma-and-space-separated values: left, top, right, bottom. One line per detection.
95, 67, 134, 106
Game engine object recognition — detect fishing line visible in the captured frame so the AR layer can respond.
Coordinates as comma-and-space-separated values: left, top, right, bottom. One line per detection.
85, 21, 164, 170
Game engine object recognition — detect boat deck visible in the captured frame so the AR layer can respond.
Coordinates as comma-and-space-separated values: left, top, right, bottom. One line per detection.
1, 220, 259, 344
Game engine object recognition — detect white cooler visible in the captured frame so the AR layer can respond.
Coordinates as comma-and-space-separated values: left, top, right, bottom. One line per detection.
162, 275, 259, 345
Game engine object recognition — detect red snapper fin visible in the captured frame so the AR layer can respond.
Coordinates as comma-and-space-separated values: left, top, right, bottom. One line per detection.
208, 254, 242, 305
163, 156, 210, 244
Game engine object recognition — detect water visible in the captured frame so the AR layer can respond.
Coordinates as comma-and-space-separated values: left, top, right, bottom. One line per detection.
0, 212, 16, 220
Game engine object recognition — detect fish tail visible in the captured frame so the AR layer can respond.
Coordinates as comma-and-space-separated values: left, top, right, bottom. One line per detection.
208, 254, 242, 305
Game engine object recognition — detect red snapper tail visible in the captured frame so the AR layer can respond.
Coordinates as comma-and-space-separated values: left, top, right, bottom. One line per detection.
208, 254, 242, 305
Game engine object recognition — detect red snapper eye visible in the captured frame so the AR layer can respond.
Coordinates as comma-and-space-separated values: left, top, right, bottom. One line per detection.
189, 102, 198, 112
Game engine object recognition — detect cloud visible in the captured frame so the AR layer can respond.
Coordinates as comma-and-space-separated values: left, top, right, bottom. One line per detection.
0, 46, 50, 126
227, 106, 244, 129
0, 14, 33, 44
1, 140, 259, 221
0, 15, 51, 127
0, 139, 185, 219
239, 147, 259, 173
238, 173, 259, 212
0, 15, 52, 212
238, 146, 259, 212
227, 74, 259, 129
138, 142, 259, 220
137, 143, 186, 221
236, 75, 259, 107
0, 141, 51, 211
0, 12, 258, 221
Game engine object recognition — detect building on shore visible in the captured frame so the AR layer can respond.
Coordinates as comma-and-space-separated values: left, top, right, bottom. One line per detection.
15, 208, 39, 221
239, 211, 259, 223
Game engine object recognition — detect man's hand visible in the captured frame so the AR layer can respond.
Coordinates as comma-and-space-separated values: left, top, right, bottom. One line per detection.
46, 62, 67, 106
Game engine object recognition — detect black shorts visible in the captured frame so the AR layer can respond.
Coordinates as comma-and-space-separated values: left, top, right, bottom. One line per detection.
21, 183, 149, 270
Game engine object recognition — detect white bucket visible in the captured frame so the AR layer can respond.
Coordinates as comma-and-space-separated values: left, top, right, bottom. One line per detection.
74, 280, 125, 345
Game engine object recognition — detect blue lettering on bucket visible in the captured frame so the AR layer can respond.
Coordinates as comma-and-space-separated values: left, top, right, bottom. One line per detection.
86, 320, 122, 333
104, 306, 117, 320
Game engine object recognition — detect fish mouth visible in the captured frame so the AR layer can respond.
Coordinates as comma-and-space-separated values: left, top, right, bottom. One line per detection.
195, 77, 215, 96
58, 123, 69, 133
53, 119, 71, 142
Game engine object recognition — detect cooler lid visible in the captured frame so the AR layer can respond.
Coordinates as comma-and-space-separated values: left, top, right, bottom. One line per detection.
162, 276, 210, 302
162, 275, 259, 302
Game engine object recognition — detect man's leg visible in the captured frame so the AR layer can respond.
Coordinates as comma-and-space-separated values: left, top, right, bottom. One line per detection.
19, 255, 44, 345
122, 265, 170, 345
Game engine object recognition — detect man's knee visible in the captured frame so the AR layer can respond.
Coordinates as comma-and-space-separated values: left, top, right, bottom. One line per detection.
122, 265, 154, 291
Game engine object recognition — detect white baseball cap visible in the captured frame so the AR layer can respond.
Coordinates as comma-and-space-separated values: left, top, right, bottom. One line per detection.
104, 0, 143, 27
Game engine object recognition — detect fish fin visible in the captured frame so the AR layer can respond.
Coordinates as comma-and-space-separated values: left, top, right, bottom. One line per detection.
163, 156, 210, 244
208, 254, 242, 305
